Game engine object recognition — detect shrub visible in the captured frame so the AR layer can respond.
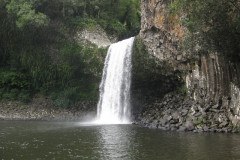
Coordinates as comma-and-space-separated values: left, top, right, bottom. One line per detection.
18, 90, 31, 102
0, 70, 30, 89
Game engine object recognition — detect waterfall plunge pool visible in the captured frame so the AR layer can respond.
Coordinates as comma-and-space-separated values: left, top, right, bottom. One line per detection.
2, 37, 239, 159
1, 121, 240, 160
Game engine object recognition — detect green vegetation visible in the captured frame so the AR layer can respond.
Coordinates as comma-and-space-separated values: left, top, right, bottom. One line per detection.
178, 85, 188, 95
132, 37, 183, 100
0, 0, 140, 108
170, 0, 240, 62
65, 0, 141, 38
193, 117, 203, 126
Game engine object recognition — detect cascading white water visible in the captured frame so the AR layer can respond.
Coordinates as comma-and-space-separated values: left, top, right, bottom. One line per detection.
96, 37, 135, 124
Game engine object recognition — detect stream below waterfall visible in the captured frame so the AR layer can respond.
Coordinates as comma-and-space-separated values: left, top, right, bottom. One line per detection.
1, 121, 240, 160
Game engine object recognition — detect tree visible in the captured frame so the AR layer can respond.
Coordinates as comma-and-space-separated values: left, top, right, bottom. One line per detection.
171, 0, 240, 61
6, 0, 49, 29
0, 0, 141, 104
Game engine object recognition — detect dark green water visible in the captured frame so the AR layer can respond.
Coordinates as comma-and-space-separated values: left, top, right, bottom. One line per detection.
1, 121, 240, 160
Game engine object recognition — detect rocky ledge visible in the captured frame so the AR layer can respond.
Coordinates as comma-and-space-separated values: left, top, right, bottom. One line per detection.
0, 96, 97, 121
134, 92, 240, 133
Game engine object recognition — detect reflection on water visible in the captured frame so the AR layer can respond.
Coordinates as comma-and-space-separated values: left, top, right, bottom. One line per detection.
98, 125, 137, 160
1, 121, 240, 160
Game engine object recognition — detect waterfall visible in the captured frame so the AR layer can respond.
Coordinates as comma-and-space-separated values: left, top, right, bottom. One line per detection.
96, 37, 135, 124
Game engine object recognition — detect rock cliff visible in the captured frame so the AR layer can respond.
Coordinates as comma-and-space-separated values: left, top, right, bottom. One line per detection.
75, 25, 117, 48
136, 0, 240, 132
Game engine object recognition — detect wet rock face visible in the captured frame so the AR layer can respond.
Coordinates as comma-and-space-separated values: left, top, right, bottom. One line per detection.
130, 37, 184, 118
140, 0, 186, 68
139, 0, 240, 129
186, 54, 240, 127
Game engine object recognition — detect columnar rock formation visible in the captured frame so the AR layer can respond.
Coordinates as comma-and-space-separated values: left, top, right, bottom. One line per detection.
138, 0, 240, 131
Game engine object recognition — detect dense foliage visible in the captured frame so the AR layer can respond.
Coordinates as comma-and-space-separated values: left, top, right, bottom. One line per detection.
0, 0, 140, 107
171, 0, 240, 61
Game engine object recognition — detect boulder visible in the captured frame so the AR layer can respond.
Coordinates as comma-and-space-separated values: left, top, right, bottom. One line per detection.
184, 120, 195, 131
181, 109, 189, 117
219, 121, 229, 128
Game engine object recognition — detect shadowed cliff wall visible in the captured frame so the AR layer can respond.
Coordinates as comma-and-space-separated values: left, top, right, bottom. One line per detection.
139, 0, 240, 127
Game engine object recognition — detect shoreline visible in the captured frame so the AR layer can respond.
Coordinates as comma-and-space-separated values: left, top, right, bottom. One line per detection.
1, 95, 239, 133
0, 96, 97, 122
